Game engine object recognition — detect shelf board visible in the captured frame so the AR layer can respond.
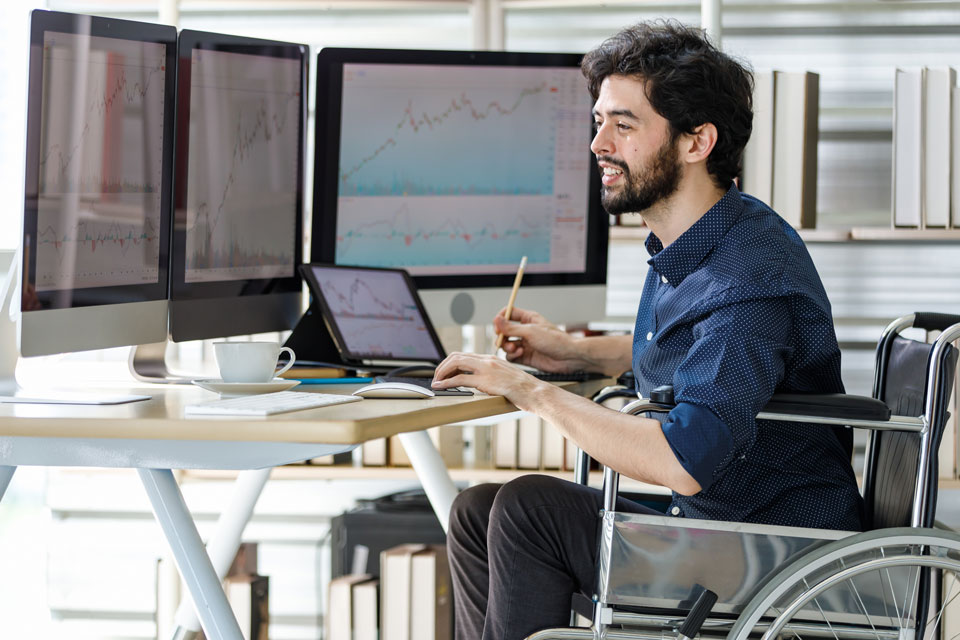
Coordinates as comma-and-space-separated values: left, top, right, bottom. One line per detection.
850, 227, 960, 241
184, 464, 669, 494
611, 225, 960, 243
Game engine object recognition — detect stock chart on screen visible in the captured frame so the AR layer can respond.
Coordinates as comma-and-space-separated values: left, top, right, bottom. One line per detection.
35, 32, 166, 291
184, 48, 300, 283
317, 267, 442, 360
334, 63, 593, 277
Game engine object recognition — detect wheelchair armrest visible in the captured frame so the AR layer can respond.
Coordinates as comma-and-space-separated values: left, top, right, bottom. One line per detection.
764, 393, 891, 421
636, 385, 892, 422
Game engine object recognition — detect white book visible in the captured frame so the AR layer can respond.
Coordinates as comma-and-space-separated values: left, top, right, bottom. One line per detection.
327, 573, 372, 640
893, 68, 925, 227
362, 437, 388, 466
564, 438, 579, 472
923, 67, 955, 228
952, 86, 960, 228
353, 578, 379, 640
410, 546, 453, 640
771, 71, 819, 228
541, 421, 565, 470
381, 544, 425, 640
389, 434, 411, 466
493, 419, 518, 468
429, 425, 465, 468
516, 413, 543, 469
741, 69, 776, 204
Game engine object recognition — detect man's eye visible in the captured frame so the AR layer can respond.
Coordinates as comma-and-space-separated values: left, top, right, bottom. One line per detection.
592, 121, 602, 132
617, 122, 631, 132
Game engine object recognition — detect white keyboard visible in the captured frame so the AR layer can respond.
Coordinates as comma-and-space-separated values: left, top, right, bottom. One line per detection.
185, 391, 362, 416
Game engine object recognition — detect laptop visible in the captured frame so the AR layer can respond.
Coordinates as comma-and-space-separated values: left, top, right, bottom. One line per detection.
299, 263, 603, 390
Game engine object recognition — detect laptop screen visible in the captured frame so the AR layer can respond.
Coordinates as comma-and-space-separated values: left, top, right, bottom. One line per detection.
301, 264, 445, 364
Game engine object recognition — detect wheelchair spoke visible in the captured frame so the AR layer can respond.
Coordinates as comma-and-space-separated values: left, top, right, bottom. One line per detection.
925, 568, 960, 634
880, 549, 904, 628
805, 577, 841, 640
901, 565, 921, 630
844, 573, 879, 637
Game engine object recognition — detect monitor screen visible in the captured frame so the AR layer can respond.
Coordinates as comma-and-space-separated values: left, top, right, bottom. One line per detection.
301, 264, 444, 364
169, 30, 306, 342
19, 10, 176, 356
312, 48, 608, 325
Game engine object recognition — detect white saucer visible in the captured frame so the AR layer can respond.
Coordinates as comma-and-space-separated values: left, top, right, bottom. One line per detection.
191, 378, 301, 395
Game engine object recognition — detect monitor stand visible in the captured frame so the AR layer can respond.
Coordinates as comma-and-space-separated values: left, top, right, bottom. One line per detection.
0, 253, 149, 404
282, 305, 349, 367
0, 251, 19, 395
128, 341, 197, 385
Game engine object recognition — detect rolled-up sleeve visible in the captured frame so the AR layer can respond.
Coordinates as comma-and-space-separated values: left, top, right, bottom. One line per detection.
660, 294, 794, 491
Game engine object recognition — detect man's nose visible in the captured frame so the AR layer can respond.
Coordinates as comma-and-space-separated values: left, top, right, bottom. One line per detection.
590, 123, 612, 156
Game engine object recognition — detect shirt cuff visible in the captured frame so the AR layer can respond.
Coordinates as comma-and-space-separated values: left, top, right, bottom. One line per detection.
660, 402, 735, 491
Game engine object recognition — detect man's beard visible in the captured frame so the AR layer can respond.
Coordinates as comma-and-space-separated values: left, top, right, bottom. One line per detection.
598, 136, 682, 216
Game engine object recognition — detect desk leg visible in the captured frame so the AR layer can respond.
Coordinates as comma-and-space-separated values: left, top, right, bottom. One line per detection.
397, 430, 458, 532
0, 465, 15, 501
169, 468, 271, 640
138, 468, 244, 640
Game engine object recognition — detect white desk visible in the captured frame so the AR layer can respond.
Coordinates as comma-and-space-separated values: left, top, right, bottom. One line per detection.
0, 378, 609, 640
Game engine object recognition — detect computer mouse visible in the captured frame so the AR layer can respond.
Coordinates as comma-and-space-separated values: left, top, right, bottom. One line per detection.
352, 382, 436, 399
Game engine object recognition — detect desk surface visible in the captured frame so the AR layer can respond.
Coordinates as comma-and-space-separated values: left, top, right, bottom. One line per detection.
0, 379, 611, 445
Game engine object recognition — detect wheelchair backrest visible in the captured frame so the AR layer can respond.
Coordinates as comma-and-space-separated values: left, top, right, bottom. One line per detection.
863, 332, 958, 530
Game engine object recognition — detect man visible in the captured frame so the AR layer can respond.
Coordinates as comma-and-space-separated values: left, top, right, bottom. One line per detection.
430, 20, 863, 640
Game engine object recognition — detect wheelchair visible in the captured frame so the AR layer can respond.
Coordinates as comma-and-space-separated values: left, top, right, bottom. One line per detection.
527, 312, 960, 640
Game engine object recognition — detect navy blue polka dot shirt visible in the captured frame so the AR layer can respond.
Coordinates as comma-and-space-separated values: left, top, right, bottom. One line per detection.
632, 184, 864, 531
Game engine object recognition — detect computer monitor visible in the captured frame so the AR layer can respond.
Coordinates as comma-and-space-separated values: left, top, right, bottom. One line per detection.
168, 30, 306, 342
311, 48, 608, 327
18, 10, 177, 358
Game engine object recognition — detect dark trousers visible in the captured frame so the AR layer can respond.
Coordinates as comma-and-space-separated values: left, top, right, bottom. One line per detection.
446, 475, 659, 640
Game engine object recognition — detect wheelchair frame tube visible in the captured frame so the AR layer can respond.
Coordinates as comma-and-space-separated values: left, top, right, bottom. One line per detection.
912, 322, 960, 527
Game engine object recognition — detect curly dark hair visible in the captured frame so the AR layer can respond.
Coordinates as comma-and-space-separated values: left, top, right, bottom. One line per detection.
581, 20, 754, 188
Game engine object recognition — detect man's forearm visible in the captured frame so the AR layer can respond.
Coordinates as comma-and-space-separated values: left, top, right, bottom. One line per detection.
571, 334, 633, 376
518, 382, 701, 495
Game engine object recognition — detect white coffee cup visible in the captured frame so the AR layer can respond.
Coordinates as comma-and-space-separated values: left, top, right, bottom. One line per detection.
213, 342, 296, 383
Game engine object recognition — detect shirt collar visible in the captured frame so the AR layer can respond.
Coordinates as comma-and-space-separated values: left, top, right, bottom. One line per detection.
645, 183, 743, 286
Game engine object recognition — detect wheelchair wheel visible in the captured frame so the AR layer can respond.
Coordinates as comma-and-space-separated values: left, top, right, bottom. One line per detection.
727, 527, 960, 640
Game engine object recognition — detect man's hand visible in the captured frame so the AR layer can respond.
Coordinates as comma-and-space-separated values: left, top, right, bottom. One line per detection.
494, 307, 584, 373
431, 352, 549, 410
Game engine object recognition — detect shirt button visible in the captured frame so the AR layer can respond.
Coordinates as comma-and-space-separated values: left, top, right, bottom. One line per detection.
660, 275, 668, 284
670, 506, 681, 516
646, 331, 653, 341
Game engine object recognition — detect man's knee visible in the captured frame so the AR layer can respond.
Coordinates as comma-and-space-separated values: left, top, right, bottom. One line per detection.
449, 482, 500, 540
489, 474, 580, 528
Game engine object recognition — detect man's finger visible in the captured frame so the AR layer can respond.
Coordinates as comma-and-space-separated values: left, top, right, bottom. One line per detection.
494, 314, 532, 339
431, 372, 474, 389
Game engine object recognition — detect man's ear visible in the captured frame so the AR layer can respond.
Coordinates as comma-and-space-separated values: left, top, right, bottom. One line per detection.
680, 123, 718, 165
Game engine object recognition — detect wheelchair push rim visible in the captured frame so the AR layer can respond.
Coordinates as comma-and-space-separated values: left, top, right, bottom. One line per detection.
727, 528, 960, 640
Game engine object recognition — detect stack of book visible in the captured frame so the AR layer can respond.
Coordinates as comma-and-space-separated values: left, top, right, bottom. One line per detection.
328, 544, 454, 639
360, 426, 464, 467
892, 67, 960, 229
493, 414, 583, 471
327, 573, 379, 640
740, 70, 820, 229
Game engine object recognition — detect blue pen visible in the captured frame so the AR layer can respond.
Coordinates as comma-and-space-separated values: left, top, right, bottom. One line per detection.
294, 377, 375, 384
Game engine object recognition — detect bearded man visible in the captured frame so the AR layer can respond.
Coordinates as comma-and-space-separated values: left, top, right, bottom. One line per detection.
431, 20, 863, 640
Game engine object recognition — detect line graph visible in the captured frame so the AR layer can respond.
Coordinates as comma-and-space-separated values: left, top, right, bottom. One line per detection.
35, 198, 161, 290
39, 59, 164, 194
318, 268, 442, 360
184, 49, 300, 283
335, 199, 552, 268
339, 64, 557, 197
35, 33, 167, 292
